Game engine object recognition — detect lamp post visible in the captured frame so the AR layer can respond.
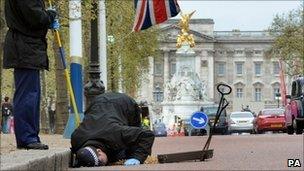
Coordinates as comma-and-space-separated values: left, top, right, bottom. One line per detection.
84, 1, 105, 107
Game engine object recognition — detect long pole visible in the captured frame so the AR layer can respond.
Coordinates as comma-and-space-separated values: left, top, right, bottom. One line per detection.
48, 0, 80, 128
69, 0, 83, 118
84, 0, 105, 106
99, 0, 107, 90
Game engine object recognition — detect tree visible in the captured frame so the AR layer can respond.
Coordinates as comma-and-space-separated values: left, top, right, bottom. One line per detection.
106, 0, 159, 96
269, 5, 304, 76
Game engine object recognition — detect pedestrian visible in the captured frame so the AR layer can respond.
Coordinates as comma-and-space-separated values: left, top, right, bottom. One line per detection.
48, 96, 56, 134
3, 0, 59, 149
1, 96, 13, 134
71, 92, 155, 167
142, 116, 150, 130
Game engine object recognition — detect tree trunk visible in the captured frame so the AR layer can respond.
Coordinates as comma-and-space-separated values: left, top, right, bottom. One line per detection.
40, 71, 49, 133
53, 41, 69, 134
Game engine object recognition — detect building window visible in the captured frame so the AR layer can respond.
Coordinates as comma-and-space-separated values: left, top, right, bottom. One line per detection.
154, 62, 163, 76
217, 63, 225, 76
254, 88, 262, 102
236, 88, 243, 98
236, 50, 243, 54
254, 50, 262, 55
170, 62, 176, 75
201, 60, 208, 67
273, 62, 280, 75
153, 86, 163, 102
273, 87, 280, 100
254, 63, 262, 76
236, 63, 243, 75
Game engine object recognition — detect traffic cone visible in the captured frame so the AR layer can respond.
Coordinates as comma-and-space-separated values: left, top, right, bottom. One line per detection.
173, 124, 178, 137
168, 125, 174, 137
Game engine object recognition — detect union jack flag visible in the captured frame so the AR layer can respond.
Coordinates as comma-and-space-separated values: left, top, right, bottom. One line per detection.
133, 0, 180, 32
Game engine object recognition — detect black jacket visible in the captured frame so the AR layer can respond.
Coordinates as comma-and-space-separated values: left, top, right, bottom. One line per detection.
71, 93, 155, 164
3, 0, 56, 70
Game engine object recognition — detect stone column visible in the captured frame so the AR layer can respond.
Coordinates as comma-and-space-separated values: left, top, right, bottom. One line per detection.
245, 50, 253, 102
163, 50, 170, 84
195, 50, 201, 78
148, 56, 155, 101
207, 50, 215, 100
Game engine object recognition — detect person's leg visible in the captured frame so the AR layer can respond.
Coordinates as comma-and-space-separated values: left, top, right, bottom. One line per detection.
35, 73, 41, 143
6, 116, 11, 134
13, 68, 47, 149
50, 111, 55, 133
2, 116, 8, 133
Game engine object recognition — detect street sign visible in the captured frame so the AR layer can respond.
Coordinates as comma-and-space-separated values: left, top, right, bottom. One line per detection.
190, 111, 208, 129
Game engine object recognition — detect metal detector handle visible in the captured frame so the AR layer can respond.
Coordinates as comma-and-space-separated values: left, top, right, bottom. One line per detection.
217, 84, 232, 95
202, 84, 231, 152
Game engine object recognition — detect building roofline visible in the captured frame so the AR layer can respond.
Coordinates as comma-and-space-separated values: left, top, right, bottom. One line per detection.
166, 18, 215, 24
160, 24, 216, 42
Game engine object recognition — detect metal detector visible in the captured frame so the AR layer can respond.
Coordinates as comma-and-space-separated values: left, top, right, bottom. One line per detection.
157, 83, 232, 163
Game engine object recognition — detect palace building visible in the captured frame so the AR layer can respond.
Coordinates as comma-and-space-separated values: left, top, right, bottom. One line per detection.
138, 19, 288, 122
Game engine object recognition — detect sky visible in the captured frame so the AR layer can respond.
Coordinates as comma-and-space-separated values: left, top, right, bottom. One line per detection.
174, 0, 302, 31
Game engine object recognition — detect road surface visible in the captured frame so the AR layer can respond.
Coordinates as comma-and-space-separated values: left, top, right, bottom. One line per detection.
70, 134, 303, 170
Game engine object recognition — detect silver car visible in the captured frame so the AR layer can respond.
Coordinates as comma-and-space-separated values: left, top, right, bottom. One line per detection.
228, 112, 255, 133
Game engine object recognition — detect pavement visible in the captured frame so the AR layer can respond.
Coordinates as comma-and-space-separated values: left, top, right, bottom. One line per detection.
1, 134, 304, 170
1, 148, 70, 171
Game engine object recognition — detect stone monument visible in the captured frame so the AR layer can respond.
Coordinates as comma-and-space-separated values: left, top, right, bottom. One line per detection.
161, 11, 214, 130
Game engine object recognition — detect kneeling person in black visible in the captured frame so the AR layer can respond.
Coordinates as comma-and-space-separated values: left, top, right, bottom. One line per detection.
71, 92, 155, 167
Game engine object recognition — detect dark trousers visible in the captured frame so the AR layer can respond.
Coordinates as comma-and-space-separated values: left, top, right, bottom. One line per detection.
13, 68, 41, 146
1, 115, 9, 133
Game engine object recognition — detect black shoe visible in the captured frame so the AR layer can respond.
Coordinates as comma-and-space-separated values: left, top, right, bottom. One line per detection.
17, 142, 49, 150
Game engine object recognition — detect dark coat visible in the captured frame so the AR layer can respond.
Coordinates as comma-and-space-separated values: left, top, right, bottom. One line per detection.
3, 0, 56, 70
71, 92, 155, 164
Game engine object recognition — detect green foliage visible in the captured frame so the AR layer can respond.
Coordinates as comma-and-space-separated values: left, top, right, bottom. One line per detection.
106, 0, 159, 96
269, 5, 304, 76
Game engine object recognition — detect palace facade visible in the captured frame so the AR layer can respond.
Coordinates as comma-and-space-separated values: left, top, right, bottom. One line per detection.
138, 19, 288, 122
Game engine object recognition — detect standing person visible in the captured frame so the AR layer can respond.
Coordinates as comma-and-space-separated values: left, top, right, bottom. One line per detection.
71, 92, 155, 167
142, 116, 150, 130
48, 96, 56, 134
1, 96, 13, 134
3, 0, 59, 149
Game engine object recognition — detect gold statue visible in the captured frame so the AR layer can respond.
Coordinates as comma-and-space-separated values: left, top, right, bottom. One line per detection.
176, 10, 196, 48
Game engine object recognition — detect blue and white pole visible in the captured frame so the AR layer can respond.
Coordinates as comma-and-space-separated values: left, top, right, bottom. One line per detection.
63, 0, 84, 138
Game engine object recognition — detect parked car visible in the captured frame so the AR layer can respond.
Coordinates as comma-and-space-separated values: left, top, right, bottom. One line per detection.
204, 106, 228, 135
285, 77, 304, 134
190, 128, 207, 136
254, 108, 286, 134
153, 122, 167, 137
228, 112, 255, 134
